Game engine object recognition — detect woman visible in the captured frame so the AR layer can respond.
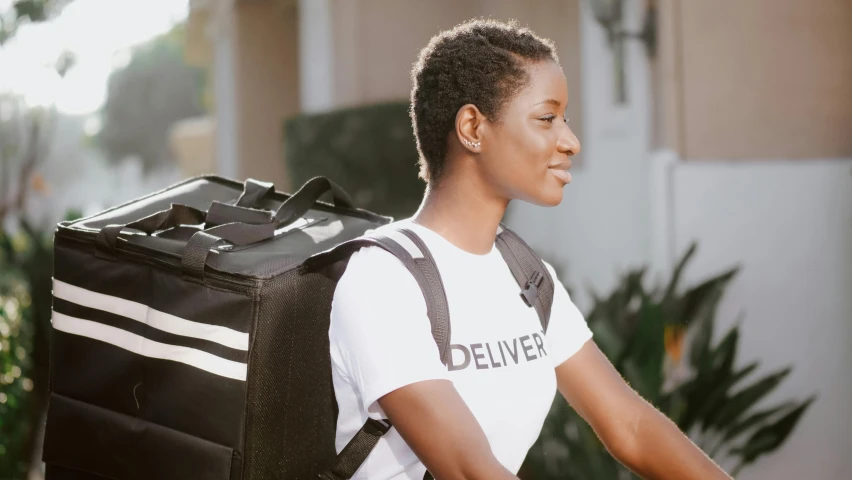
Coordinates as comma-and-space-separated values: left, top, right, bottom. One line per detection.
329, 19, 732, 480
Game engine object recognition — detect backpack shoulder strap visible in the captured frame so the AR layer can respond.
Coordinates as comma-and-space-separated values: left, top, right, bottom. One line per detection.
316, 417, 392, 480
494, 223, 555, 333
304, 227, 451, 480
303, 227, 451, 365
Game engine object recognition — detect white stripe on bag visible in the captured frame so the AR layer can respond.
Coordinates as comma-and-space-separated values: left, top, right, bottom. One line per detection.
53, 279, 249, 351
52, 311, 248, 381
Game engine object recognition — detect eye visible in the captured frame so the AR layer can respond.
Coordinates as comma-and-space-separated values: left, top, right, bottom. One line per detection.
564, 117, 570, 124
539, 115, 557, 123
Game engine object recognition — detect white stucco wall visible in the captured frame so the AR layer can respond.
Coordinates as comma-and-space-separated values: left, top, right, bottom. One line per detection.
671, 158, 852, 480
509, 1, 852, 478
508, 0, 654, 308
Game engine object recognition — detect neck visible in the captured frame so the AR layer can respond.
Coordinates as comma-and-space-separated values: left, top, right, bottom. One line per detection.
412, 165, 509, 255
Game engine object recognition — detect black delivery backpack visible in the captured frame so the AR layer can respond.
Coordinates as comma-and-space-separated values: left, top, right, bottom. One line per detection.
43, 175, 555, 480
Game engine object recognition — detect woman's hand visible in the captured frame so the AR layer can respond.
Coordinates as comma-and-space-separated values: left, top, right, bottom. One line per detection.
378, 379, 519, 480
555, 341, 733, 480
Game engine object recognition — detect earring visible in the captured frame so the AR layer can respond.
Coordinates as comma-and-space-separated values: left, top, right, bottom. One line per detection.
462, 139, 481, 148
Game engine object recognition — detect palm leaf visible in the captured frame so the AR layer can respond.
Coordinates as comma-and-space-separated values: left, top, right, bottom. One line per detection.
524, 244, 814, 478
674, 325, 741, 431
679, 362, 757, 433
721, 402, 794, 443
730, 397, 816, 476
674, 267, 738, 328
662, 242, 697, 302
708, 368, 791, 430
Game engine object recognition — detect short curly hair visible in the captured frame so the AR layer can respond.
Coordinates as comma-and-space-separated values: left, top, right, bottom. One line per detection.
409, 19, 559, 184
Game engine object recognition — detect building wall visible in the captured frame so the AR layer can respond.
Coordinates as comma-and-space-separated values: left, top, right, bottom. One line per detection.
511, 1, 852, 478
233, 0, 300, 190
659, 0, 852, 160
672, 158, 852, 479
509, 0, 654, 306
328, 0, 585, 157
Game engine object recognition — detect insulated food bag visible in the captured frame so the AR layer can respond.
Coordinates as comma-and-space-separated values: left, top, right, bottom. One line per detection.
43, 174, 555, 480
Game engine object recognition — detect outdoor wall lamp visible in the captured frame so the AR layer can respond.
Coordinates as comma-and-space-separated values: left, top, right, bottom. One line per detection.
589, 0, 657, 104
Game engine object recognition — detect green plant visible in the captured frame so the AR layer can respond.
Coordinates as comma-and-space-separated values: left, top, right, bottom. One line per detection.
0, 212, 77, 480
284, 101, 425, 220
0, 224, 45, 479
520, 244, 815, 479
0, 259, 35, 479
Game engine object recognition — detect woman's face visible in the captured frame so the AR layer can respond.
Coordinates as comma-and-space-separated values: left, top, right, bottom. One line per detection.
479, 60, 580, 207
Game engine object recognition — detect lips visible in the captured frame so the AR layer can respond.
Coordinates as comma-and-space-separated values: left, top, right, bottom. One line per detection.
548, 168, 571, 183
548, 160, 572, 184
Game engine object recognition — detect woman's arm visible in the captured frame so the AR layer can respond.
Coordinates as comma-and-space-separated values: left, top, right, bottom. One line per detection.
555, 341, 733, 480
378, 379, 518, 480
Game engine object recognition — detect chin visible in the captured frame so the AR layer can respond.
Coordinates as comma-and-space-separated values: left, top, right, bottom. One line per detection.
525, 186, 564, 207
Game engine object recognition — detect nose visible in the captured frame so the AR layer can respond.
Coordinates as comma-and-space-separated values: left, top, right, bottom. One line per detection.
557, 125, 581, 157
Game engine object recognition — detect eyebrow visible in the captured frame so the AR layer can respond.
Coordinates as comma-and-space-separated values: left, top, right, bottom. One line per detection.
534, 99, 561, 107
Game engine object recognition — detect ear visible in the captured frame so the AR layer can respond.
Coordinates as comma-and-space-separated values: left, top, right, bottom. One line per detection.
455, 104, 484, 152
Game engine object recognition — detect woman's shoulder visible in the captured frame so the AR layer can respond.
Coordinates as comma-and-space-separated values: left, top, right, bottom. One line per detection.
330, 243, 430, 346
337, 220, 418, 282
333, 242, 423, 305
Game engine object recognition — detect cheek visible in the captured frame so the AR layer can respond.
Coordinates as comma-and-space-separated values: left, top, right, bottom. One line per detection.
485, 124, 553, 196
502, 126, 550, 171
516, 131, 553, 185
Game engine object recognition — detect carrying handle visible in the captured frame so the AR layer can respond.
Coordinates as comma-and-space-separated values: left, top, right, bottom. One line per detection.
95, 177, 356, 278
239, 177, 354, 211
205, 201, 274, 228
272, 176, 355, 226
95, 204, 206, 258
181, 176, 359, 281
94, 202, 277, 280
180, 221, 277, 281
236, 178, 276, 208
239, 176, 354, 215
205, 177, 355, 229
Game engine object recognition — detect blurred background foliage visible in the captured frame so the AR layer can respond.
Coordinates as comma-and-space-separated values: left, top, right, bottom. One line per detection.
97, 22, 206, 172
285, 102, 425, 220
520, 244, 815, 479
0, 0, 71, 46
0, 219, 61, 480
1, 1, 200, 478
2, 4, 70, 474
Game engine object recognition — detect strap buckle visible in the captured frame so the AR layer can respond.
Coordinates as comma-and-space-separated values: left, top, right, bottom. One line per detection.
520, 270, 544, 307
363, 417, 392, 436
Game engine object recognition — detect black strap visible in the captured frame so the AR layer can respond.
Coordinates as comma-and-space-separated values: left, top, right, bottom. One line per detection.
495, 224, 554, 332
236, 178, 275, 208
272, 176, 355, 227
397, 228, 451, 366
302, 230, 452, 365
95, 204, 206, 258
317, 418, 392, 480
212, 177, 357, 230
206, 200, 274, 227
180, 221, 276, 281
235, 176, 354, 219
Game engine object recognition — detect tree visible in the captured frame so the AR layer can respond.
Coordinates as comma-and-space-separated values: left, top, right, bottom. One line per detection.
0, 3, 73, 479
98, 22, 206, 172
0, 0, 73, 222
0, 0, 66, 45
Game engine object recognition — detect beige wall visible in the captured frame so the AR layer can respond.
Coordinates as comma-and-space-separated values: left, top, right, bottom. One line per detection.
330, 0, 584, 158
234, 0, 300, 189
657, 0, 852, 160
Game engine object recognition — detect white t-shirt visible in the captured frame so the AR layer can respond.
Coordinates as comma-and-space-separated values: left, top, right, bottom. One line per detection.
328, 219, 593, 479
